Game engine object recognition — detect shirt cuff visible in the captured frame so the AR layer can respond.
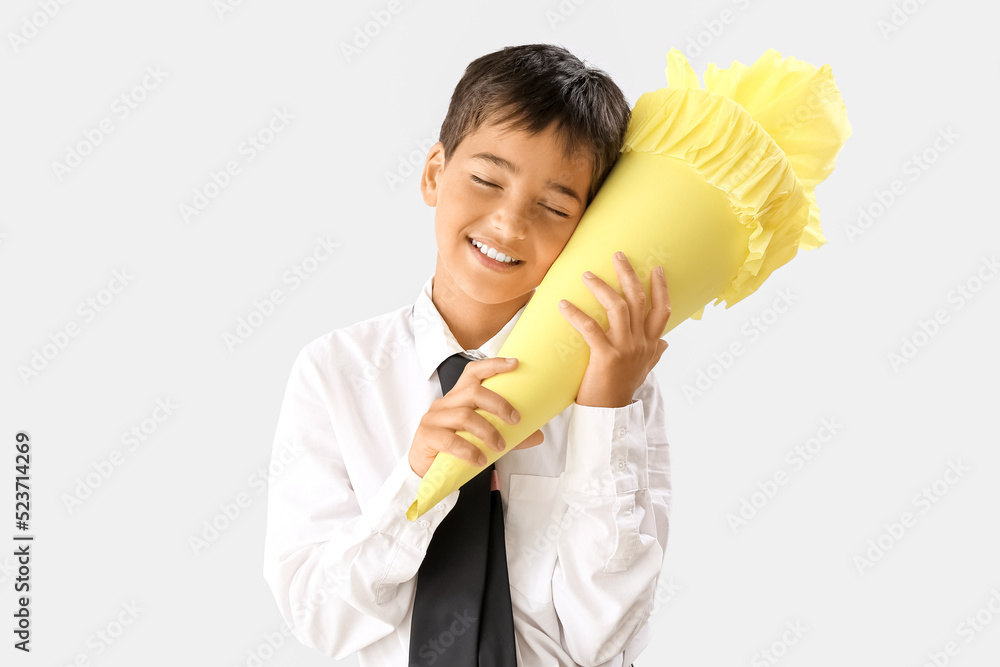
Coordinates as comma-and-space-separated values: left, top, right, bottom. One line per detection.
562, 399, 649, 496
361, 454, 458, 551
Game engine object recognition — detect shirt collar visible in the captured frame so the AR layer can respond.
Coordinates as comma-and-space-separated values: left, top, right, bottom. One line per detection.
412, 274, 528, 382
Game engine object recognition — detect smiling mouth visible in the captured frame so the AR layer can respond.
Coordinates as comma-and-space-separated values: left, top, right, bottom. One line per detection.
467, 237, 523, 266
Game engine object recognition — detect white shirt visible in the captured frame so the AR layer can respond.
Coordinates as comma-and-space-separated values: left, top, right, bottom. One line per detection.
262, 274, 672, 667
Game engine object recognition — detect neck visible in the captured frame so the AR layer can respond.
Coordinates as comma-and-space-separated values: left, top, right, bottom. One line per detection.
430, 264, 530, 352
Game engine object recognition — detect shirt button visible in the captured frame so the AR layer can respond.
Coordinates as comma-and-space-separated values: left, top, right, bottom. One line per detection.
618, 426, 628, 439
616, 459, 626, 470
418, 519, 430, 528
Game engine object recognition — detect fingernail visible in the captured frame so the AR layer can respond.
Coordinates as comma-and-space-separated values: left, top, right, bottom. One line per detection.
478, 454, 487, 465
583, 270, 595, 279
656, 266, 664, 276
506, 357, 517, 364
559, 299, 568, 308
512, 410, 521, 422
615, 251, 626, 260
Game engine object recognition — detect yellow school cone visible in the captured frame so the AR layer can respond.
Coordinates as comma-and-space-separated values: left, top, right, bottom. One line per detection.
407, 48, 852, 520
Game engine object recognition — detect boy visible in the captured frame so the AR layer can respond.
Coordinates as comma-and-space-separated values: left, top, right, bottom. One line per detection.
263, 43, 672, 667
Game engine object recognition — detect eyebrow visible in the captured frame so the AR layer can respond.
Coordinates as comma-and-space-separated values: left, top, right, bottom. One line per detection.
470, 152, 583, 205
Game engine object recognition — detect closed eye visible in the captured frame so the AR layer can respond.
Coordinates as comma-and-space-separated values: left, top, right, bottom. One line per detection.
471, 175, 499, 188
472, 175, 570, 218
543, 205, 570, 218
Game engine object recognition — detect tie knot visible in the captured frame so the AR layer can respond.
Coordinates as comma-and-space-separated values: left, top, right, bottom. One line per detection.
437, 352, 473, 395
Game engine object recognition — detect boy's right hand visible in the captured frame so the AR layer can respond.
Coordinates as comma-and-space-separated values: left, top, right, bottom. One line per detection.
408, 357, 545, 478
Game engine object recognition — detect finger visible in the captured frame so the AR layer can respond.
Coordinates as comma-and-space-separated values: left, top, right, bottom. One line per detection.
645, 265, 672, 340
459, 356, 521, 385
437, 429, 489, 467
613, 250, 646, 336
513, 429, 544, 450
468, 384, 522, 428
582, 269, 631, 339
559, 299, 612, 355
443, 406, 506, 452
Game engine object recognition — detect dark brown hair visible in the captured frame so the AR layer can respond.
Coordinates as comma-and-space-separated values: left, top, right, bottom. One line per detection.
438, 44, 631, 205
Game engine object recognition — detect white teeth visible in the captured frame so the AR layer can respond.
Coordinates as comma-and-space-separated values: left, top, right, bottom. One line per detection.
472, 239, 519, 264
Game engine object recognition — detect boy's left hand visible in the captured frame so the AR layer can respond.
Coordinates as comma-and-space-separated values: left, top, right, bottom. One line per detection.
558, 250, 671, 408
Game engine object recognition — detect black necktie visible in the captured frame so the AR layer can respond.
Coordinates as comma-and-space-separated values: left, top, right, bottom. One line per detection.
408, 352, 517, 666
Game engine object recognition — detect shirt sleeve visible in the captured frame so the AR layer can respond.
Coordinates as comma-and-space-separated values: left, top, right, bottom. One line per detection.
262, 346, 453, 659
551, 370, 672, 665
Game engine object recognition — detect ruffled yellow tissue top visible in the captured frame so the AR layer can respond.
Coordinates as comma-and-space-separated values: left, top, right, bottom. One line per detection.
407, 48, 852, 520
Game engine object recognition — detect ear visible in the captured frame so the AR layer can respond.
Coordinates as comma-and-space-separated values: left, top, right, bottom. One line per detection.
420, 142, 446, 206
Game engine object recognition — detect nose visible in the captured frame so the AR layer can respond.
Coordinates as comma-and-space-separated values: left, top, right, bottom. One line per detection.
489, 196, 529, 240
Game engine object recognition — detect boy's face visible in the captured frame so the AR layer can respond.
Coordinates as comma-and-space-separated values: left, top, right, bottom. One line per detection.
421, 120, 593, 307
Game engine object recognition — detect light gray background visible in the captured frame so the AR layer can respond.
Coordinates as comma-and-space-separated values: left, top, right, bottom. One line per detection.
2, 0, 998, 665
